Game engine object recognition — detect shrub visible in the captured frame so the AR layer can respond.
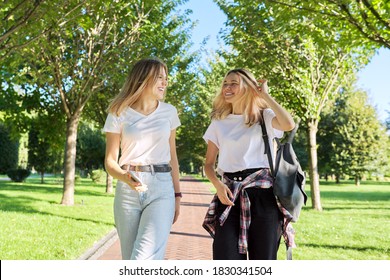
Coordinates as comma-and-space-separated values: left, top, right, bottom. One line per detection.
7, 169, 31, 182
90, 169, 106, 185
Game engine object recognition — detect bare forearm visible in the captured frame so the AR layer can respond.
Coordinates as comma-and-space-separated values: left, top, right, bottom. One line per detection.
170, 156, 181, 193
204, 163, 221, 188
105, 158, 126, 182
263, 93, 295, 131
258, 80, 295, 131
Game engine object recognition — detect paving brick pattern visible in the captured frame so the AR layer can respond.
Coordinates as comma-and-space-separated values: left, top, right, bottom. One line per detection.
96, 176, 214, 260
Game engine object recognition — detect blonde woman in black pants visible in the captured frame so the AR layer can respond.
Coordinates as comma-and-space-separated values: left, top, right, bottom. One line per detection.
202, 68, 295, 260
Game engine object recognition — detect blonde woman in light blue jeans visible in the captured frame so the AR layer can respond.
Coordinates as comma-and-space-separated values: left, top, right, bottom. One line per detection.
103, 58, 182, 260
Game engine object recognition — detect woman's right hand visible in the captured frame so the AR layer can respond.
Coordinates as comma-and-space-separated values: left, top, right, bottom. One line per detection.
122, 172, 147, 192
215, 180, 235, 206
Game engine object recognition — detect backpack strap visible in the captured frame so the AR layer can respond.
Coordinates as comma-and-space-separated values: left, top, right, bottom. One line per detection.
287, 246, 293, 260
286, 121, 299, 143
259, 116, 275, 176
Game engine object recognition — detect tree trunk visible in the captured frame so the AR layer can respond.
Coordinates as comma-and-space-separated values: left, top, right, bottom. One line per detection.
40, 171, 44, 184
60, 115, 80, 205
355, 176, 360, 186
106, 172, 113, 194
307, 119, 323, 211
200, 165, 205, 177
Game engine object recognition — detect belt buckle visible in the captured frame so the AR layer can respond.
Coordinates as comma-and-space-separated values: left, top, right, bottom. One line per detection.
133, 166, 141, 172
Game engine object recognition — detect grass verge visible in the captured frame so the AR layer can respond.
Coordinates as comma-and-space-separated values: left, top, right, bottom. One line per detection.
0, 177, 115, 260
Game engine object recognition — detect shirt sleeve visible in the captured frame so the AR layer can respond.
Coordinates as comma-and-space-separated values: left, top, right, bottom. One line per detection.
102, 113, 121, 134
263, 108, 283, 139
170, 106, 181, 130
203, 120, 219, 148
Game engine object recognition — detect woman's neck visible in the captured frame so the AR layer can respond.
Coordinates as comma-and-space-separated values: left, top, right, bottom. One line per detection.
132, 97, 159, 116
231, 103, 244, 115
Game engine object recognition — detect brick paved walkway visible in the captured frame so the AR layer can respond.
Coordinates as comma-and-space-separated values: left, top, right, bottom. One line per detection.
84, 176, 214, 260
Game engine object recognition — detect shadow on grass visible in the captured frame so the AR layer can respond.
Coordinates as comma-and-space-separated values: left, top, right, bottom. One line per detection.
302, 242, 389, 254
319, 189, 390, 203
303, 185, 390, 202
316, 180, 390, 186
0, 178, 111, 197
321, 206, 390, 212
0, 179, 114, 226
0, 192, 113, 226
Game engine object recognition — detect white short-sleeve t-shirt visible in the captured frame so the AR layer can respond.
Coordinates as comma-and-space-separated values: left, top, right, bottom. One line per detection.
103, 101, 180, 167
203, 108, 283, 174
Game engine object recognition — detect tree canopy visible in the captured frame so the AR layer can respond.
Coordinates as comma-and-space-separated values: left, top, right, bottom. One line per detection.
1, 0, 389, 208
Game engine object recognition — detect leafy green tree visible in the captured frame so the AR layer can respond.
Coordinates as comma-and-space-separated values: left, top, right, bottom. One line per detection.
214, 0, 374, 210
13, 0, 197, 205
318, 88, 388, 185
76, 123, 105, 173
28, 127, 50, 183
1, 1, 77, 145
27, 115, 65, 183
267, 0, 390, 48
0, 0, 83, 59
385, 129, 390, 179
317, 102, 341, 180
1, 80, 66, 179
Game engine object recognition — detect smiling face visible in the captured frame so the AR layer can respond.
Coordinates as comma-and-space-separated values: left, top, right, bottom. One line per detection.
222, 72, 243, 104
152, 67, 168, 100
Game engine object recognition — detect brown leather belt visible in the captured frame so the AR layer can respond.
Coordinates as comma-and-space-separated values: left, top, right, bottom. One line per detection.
121, 164, 172, 173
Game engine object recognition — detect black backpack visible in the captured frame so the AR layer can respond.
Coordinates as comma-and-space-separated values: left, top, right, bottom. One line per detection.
260, 120, 307, 222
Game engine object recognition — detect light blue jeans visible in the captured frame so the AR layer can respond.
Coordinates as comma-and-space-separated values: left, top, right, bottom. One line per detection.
114, 172, 175, 260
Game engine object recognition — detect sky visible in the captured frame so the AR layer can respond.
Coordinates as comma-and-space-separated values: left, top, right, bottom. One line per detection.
181, 0, 390, 122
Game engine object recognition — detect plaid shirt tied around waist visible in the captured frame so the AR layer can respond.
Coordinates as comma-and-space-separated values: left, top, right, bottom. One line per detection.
202, 168, 296, 255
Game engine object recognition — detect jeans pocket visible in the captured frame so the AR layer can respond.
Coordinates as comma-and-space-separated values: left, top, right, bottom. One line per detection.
155, 172, 173, 182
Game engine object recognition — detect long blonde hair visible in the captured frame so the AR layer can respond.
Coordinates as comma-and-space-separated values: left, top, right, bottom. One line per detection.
211, 68, 269, 126
107, 58, 168, 116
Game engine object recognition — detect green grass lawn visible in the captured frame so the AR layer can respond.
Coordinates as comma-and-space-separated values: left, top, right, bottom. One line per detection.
1, 175, 389, 260
0, 176, 115, 260
289, 181, 390, 260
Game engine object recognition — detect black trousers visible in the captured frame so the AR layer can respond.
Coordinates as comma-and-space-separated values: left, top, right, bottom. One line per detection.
213, 187, 283, 260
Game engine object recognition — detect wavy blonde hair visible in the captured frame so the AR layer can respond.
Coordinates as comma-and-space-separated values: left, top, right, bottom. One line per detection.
211, 68, 269, 126
107, 58, 168, 116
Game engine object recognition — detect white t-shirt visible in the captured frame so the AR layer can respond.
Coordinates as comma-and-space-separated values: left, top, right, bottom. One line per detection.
103, 101, 181, 166
203, 108, 283, 174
